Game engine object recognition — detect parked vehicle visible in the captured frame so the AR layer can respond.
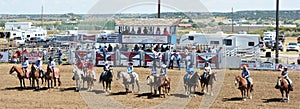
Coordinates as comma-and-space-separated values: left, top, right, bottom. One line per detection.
263, 37, 273, 49
286, 42, 299, 52
297, 36, 300, 43
271, 41, 283, 51
259, 41, 266, 52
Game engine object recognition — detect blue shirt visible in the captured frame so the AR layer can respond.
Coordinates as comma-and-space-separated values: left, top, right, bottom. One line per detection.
22, 60, 29, 67
127, 66, 133, 73
186, 66, 194, 74
35, 61, 42, 68
161, 68, 167, 75
48, 61, 55, 67
242, 70, 250, 78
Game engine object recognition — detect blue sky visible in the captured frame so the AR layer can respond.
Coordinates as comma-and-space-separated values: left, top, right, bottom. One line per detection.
0, 0, 299, 14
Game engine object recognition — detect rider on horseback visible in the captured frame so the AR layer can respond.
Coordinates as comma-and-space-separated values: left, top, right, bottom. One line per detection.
279, 66, 293, 91
87, 59, 96, 81
127, 62, 135, 83
202, 62, 211, 80
241, 65, 252, 88
47, 57, 55, 77
185, 63, 195, 79
35, 57, 43, 78
102, 62, 111, 77
22, 57, 29, 78
160, 64, 169, 82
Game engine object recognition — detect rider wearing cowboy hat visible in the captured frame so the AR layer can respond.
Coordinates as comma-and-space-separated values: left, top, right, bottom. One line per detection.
280, 66, 293, 91
202, 62, 211, 79
22, 57, 29, 78
102, 61, 111, 77
47, 57, 55, 76
35, 57, 43, 77
241, 65, 252, 87
127, 62, 135, 82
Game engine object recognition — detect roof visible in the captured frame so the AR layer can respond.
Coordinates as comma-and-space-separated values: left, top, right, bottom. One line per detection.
114, 18, 181, 26
178, 24, 192, 27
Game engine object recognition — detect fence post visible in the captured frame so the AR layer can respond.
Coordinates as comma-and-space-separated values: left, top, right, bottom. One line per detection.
115, 49, 120, 66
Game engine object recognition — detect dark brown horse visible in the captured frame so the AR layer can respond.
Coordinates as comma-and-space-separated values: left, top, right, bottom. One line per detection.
45, 66, 61, 88
276, 76, 291, 102
200, 72, 217, 96
9, 66, 29, 88
29, 64, 44, 89
234, 75, 253, 101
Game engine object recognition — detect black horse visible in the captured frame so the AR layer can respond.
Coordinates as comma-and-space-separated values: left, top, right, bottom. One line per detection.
99, 69, 113, 93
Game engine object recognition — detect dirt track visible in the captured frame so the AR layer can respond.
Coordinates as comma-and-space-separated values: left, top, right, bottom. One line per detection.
0, 64, 299, 109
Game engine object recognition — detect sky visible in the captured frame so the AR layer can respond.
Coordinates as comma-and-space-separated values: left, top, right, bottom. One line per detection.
0, 0, 299, 14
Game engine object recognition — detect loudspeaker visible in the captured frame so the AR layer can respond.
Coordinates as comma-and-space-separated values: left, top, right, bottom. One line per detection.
265, 52, 271, 57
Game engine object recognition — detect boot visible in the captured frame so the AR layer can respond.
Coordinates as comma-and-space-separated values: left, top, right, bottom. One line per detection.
289, 85, 293, 91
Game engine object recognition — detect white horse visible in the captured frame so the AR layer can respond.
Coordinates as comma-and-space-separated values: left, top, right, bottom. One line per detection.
73, 66, 83, 92
116, 71, 140, 93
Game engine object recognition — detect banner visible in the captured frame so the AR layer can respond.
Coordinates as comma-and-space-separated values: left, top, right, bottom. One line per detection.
23, 51, 43, 63
122, 35, 168, 44
0, 52, 9, 62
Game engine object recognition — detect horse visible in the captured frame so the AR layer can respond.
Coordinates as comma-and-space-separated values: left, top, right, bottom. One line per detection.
275, 75, 291, 102
116, 71, 140, 93
157, 75, 171, 98
9, 66, 29, 88
45, 66, 61, 88
184, 72, 201, 97
85, 70, 94, 91
147, 74, 171, 98
234, 75, 253, 101
200, 72, 217, 96
73, 66, 83, 91
29, 64, 42, 89
99, 69, 113, 93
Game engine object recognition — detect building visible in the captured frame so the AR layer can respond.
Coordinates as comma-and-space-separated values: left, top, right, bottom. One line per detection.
5, 22, 32, 30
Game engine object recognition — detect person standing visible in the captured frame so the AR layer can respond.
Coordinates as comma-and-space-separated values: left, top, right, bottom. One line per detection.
168, 53, 174, 69
175, 52, 181, 70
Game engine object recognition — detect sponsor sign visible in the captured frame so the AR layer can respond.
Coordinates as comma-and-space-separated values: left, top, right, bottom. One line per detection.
122, 35, 168, 44
0, 52, 9, 62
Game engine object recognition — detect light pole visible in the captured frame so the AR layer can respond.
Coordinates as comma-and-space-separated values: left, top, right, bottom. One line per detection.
158, 0, 161, 18
275, 0, 279, 63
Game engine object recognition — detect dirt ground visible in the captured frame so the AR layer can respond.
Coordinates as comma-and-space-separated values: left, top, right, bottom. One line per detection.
0, 64, 299, 109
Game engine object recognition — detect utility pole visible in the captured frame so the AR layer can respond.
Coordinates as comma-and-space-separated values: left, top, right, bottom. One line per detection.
275, 0, 279, 63
231, 7, 234, 33
158, 0, 161, 18
41, 5, 44, 27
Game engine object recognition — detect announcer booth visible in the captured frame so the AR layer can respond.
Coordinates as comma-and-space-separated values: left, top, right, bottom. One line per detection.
115, 18, 180, 67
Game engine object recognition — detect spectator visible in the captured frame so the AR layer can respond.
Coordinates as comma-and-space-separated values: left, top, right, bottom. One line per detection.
134, 44, 139, 52
143, 27, 148, 34
156, 27, 161, 35
130, 28, 136, 34
297, 54, 300, 65
58, 50, 62, 65
114, 44, 119, 51
137, 27, 142, 34
108, 44, 113, 52
163, 28, 169, 36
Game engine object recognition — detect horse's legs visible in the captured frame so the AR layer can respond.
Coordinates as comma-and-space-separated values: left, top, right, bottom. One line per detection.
281, 90, 284, 102
22, 79, 26, 88
210, 84, 214, 96
131, 84, 134, 93
286, 91, 289, 101
136, 80, 140, 92
53, 78, 57, 87
36, 78, 39, 89
102, 81, 105, 91
58, 78, 61, 86
19, 79, 23, 88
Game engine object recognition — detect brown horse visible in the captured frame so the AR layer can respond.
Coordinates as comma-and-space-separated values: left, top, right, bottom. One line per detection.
276, 76, 291, 102
9, 66, 29, 88
157, 75, 171, 98
234, 75, 254, 101
29, 64, 44, 89
45, 66, 61, 88
200, 72, 217, 96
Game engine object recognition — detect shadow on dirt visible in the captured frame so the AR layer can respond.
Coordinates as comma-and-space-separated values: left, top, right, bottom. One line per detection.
2, 86, 50, 91
135, 92, 164, 99
222, 97, 243, 102
262, 98, 284, 103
